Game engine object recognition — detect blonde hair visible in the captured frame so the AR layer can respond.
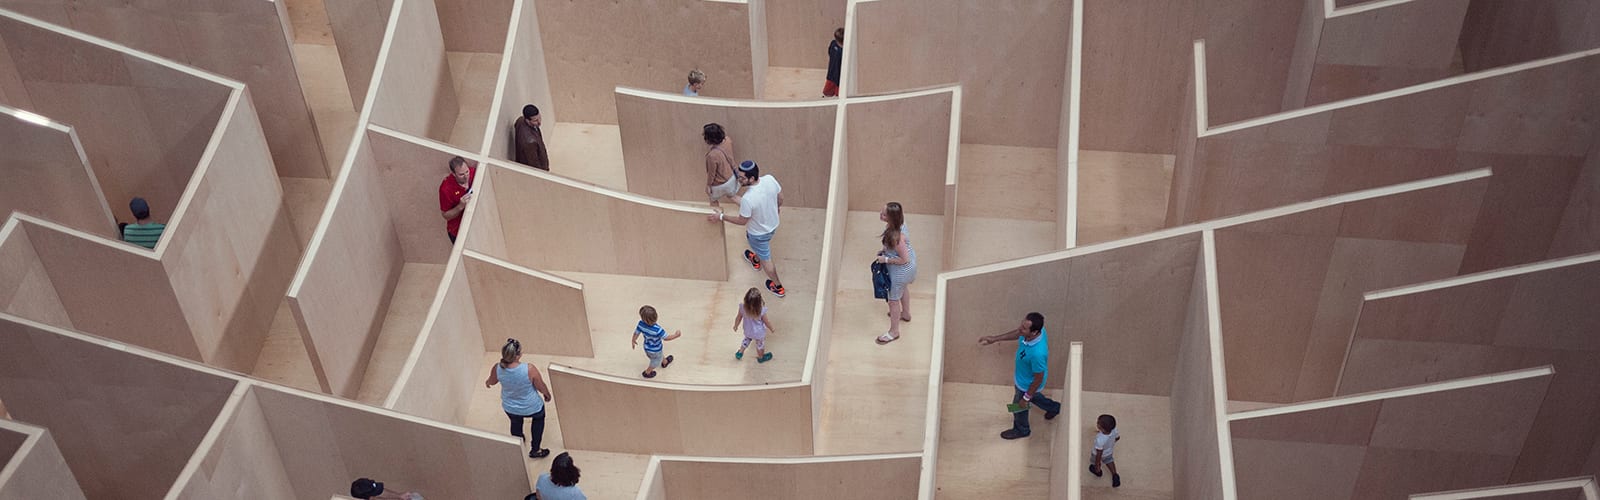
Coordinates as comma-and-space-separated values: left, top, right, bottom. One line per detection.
640, 305, 659, 325
500, 338, 522, 365
742, 288, 764, 316
687, 69, 706, 85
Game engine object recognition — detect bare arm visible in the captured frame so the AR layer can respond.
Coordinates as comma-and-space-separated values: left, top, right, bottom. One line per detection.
732, 309, 743, 332
1025, 372, 1044, 399
528, 364, 552, 402
978, 328, 1024, 345
705, 153, 721, 185
879, 235, 911, 265
441, 193, 472, 219
710, 209, 751, 225
484, 364, 499, 388
631, 331, 640, 349
665, 329, 683, 342
761, 313, 775, 333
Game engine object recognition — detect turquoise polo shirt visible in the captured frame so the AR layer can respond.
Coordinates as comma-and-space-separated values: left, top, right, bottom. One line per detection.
1014, 328, 1049, 391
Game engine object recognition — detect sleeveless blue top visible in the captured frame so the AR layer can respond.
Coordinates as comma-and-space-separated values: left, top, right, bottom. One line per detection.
497, 362, 543, 415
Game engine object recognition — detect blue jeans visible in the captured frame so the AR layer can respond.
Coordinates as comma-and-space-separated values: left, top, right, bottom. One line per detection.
508, 409, 546, 451
746, 230, 774, 261
1012, 388, 1061, 436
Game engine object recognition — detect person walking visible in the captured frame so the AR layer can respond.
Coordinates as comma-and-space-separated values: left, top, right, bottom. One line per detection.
709, 161, 786, 298
977, 312, 1061, 439
485, 338, 554, 458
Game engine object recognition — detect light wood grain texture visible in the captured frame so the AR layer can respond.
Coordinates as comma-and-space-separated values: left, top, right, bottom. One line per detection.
0, 224, 70, 328
434, 0, 512, 52
386, 256, 484, 425
764, 0, 845, 69
534, 0, 755, 124
366, 0, 459, 141
655, 454, 921, 500
1547, 137, 1600, 260
289, 137, 405, 397
0, 109, 114, 237
253, 385, 529, 500
614, 90, 837, 208
170, 389, 297, 500
326, 0, 395, 108
464, 251, 592, 357
0, 0, 331, 178
461, 166, 508, 258
490, 162, 728, 281
549, 365, 814, 456
0, 421, 85, 500
482, 0, 554, 159
1299, 0, 1469, 106
1457, 0, 1600, 72
0, 315, 238, 500
847, 90, 953, 214
365, 127, 460, 264
853, 0, 1067, 148
943, 233, 1201, 394
1170, 238, 1227, 499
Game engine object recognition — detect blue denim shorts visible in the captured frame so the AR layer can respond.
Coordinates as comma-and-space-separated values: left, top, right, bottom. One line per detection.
746, 230, 774, 261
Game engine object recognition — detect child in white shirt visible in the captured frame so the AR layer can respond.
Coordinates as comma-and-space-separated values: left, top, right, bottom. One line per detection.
1089, 414, 1122, 488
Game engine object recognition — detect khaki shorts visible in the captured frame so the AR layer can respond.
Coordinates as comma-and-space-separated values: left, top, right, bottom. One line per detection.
708, 176, 739, 201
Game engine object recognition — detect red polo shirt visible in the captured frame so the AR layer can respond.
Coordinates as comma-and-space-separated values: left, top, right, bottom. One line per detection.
439, 166, 476, 236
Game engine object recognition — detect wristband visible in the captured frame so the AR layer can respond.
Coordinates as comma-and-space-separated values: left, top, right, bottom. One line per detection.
1022, 392, 1032, 402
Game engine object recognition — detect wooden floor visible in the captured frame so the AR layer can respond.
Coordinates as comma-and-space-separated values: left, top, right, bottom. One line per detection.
1077, 150, 1174, 246
764, 66, 830, 100
446, 51, 503, 152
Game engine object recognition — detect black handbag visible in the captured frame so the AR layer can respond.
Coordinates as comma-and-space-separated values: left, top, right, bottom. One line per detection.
872, 260, 892, 299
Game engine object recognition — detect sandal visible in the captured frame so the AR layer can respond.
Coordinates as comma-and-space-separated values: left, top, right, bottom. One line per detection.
642, 370, 656, 378
744, 250, 762, 270
661, 354, 674, 368
757, 352, 773, 363
876, 333, 900, 345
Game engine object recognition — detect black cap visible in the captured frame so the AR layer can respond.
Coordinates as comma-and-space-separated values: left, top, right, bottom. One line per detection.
350, 478, 384, 498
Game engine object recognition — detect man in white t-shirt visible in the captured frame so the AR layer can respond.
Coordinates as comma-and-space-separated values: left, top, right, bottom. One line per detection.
1089, 414, 1122, 488
709, 161, 786, 297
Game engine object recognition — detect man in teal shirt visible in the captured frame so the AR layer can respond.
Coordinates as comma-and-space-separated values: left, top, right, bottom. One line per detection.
979, 312, 1061, 439
121, 197, 165, 249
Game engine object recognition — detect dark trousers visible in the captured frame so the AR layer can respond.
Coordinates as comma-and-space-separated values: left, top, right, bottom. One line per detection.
1012, 388, 1061, 436
508, 409, 546, 451
448, 231, 457, 243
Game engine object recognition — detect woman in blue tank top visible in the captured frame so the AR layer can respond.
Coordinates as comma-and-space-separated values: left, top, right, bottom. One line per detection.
485, 338, 554, 458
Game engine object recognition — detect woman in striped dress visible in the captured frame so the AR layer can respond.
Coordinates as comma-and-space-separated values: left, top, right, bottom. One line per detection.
876, 202, 916, 345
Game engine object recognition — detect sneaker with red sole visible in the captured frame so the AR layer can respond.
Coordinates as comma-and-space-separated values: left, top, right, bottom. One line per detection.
766, 279, 786, 298
743, 250, 762, 270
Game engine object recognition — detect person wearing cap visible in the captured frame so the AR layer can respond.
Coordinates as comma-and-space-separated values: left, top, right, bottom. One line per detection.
513, 104, 549, 171
349, 477, 424, 500
439, 156, 476, 243
121, 197, 165, 249
708, 160, 786, 298
531, 452, 587, 499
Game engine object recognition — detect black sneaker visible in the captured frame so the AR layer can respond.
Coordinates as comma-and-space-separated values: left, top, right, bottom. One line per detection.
1112, 473, 1121, 488
1089, 464, 1102, 477
530, 448, 550, 459
1000, 429, 1029, 440
1044, 410, 1059, 420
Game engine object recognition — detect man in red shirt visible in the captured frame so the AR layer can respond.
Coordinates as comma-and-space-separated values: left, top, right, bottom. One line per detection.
439, 156, 476, 243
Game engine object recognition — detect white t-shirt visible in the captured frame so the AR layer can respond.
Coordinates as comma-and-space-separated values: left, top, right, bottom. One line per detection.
1095, 428, 1120, 459
738, 175, 782, 235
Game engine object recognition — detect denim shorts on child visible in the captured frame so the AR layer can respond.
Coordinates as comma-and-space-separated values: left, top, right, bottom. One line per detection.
746, 230, 775, 262
646, 350, 664, 368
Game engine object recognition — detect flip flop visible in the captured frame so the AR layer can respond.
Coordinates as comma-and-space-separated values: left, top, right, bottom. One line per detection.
642, 370, 656, 378
661, 354, 674, 368
876, 333, 899, 345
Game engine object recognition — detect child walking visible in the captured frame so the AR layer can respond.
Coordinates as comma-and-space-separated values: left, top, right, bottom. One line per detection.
732, 288, 775, 363
1089, 414, 1122, 488
632, 305, 681, 378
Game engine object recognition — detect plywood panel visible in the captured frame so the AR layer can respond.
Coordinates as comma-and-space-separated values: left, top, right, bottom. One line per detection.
943, 233, 1201, 394
1231, 439, 1364, 500
1214, 228, 1334, 402
1369, 375, 1549, 456
850, 0, 956, 95
1350, 447, 1516, 499
289, 138, 406, 397
1458, 0, 1600, 72
1198, 0, 1307, 126
463, 252, 590, 356
1494, 259, 1600, 352
253, 386, 529, 500
461, 167, 508, 258
0, 316, 237, 500
172, 389, 296, 500
846, 91, 952, 214
434, 0, 512, 52
0, 226, 70, 328
1315, 0, 1469, 69
387, 257, 483, 425
162, 94, 300, 373
614, 91, 836, 208
326, 0, 395, 107
658, 455, 921, 500
492, 164, 728, 281
764, 0, 845, 69
0, 426, 85, 500
1458, 154, 1587, 273
21, 221, 199, 359
549, 366, 814, 456
483, 0, 553, 160
0, 111, 114, 237
366, 129, 460, 264
535, 0, 755, 124
1171, 245, 1226, 499
367, 0, 459, 141
1546, 139, 1600, 259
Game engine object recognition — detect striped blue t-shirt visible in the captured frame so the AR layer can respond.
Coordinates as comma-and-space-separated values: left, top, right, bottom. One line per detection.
635, 321, 667, 352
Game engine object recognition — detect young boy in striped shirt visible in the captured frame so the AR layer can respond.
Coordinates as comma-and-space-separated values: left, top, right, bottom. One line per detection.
632, 305, 682, 379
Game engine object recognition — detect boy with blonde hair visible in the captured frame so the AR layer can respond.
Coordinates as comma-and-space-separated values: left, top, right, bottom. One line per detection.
632, 305, 682, 378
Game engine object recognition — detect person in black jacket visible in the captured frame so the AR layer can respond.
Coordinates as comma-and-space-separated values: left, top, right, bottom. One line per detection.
824, 28, 843, 97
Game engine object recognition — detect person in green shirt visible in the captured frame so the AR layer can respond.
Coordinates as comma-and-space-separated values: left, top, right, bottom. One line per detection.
121, 197, 165, 249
